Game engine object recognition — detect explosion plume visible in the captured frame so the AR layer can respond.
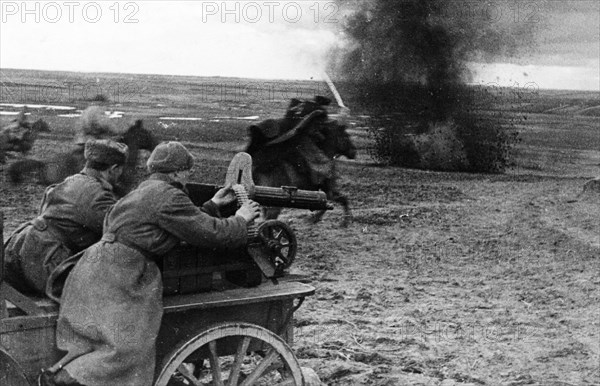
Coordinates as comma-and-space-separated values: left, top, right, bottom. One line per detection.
330, 0, 538, 171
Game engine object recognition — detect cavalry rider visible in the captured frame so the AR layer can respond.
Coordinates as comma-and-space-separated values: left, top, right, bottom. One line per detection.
247, 96, 335, 188
4, 139, 128, 296
284, 97, 334, 187
40, 142, 261, 386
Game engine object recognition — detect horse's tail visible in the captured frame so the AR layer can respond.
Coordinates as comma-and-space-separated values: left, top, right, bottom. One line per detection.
7, 159, 47, 183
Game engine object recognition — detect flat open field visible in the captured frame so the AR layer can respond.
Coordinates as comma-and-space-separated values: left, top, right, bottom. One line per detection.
1, 68, 599, 386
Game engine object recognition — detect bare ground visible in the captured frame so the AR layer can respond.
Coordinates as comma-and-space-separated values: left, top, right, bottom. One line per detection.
1, 73, 599, 386
2, 133, 599, 386
287, 163, 599, 385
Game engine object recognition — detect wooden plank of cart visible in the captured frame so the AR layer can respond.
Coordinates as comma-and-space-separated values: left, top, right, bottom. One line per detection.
0, 210, 316, 386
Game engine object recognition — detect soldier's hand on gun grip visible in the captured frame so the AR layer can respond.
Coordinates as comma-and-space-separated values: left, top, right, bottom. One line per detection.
236, 200, 261, 223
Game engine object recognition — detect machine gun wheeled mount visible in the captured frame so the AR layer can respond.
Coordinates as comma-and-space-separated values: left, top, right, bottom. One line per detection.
161, 153, 332, 295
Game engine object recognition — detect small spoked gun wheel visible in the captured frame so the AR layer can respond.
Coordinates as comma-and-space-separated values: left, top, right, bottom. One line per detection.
155, 322, 305, 386
256, 220, 297, 276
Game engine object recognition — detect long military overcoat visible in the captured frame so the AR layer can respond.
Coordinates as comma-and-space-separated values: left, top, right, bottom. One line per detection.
55, 173, 248, 386
4, 169, 117, 294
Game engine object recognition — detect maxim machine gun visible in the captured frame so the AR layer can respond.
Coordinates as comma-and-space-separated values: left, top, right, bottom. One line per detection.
161, 153, 332, 295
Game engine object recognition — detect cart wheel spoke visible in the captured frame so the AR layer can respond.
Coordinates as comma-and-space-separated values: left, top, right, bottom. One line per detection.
228, 336, 252, 386
208, 340, 225, 386
239, 348, 278, 386
176, 363, 204, 386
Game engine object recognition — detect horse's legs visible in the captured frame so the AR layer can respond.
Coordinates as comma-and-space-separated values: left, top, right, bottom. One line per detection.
310, 179, 352, 227
309, 191, 350, 226
318, 187, 352, 227
332, 191, 352, 227
310, 209, 327, 224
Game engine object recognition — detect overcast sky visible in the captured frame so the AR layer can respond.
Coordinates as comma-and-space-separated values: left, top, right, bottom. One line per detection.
0, 1, 598, 90
0, 1, 339, 80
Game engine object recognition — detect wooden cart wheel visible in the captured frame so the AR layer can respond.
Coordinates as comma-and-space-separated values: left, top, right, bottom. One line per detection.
0, 348, 31, 386
155, 322, 304, 386
256, 220, 297, 274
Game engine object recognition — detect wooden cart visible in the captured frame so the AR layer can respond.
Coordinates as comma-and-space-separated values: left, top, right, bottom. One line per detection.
0, 212, 315, 385
2, 152, 327, 385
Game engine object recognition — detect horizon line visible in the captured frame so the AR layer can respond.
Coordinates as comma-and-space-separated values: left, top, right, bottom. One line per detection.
1, 67, 598, 93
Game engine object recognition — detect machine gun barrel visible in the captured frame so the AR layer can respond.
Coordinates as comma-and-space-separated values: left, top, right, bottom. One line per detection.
185, 183, 333, 211
253, 186, 332, 210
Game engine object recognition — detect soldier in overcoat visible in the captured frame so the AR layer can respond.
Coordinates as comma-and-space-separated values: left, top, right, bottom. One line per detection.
41, 142, 261, 386
3, 139, 128, 295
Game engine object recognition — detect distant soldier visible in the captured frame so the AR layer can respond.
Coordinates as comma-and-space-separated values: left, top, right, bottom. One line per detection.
74, 106, 118, 145
3, 109, 30, 143
0, 110, 30, 163
3, 139, 128, 296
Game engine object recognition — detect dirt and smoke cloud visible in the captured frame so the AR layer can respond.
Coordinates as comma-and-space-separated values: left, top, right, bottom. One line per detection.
329, 0, 539, 118
329, 0, 539, 172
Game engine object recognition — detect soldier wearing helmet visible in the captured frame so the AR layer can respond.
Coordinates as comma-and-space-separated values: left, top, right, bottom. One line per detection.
41, 142, 260, 386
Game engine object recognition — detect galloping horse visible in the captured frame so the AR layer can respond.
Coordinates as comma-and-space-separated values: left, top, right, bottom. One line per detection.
0, 112, 51, 163
246, 97, 357, 226
7, 120, 158, 196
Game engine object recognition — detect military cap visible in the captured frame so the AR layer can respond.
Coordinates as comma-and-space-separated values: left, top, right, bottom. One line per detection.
84, 139, 129, 165
146, 141, 195, 173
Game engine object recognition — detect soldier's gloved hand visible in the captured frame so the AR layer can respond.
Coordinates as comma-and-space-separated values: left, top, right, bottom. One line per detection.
236, 200, 261, 223
211, 184, 236, 207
